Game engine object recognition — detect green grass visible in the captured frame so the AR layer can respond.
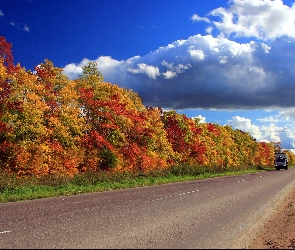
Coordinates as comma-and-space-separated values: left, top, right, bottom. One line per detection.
0, 164, 275, 203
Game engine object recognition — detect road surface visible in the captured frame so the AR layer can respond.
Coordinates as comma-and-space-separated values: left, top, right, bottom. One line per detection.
1, 168, 295, 249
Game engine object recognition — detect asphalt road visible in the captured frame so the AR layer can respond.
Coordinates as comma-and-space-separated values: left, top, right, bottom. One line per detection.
1, 168, 295, 249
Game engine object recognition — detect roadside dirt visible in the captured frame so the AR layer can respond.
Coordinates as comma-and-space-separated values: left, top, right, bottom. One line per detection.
249, 186, 295, 249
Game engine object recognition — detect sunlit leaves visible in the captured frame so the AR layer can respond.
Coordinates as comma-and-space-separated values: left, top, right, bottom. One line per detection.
0, 36, 292, 178
0, 36, 14, 70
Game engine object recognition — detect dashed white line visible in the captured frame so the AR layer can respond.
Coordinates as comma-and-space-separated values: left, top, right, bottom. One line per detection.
0, 230, 11, 234
145, 189, 201, 203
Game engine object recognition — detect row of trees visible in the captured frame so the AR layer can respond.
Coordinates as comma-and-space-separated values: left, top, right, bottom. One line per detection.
0, 36, 294, 177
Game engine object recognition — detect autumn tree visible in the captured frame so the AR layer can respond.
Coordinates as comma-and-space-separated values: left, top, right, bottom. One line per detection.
0, 37, 21, 173
0, 36, 14, 70
0, 36, 291, 177
272, 142, 282, 154
76, 62, 174, 172
161, 110, 202, 164
255, 142, 274, 166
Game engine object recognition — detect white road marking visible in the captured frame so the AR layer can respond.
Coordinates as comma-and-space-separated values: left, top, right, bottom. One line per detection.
0, 230, 11, 234
146, 189, 201, 203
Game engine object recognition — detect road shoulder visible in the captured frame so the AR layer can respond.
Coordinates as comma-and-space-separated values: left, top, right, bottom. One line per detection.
249, 185, 295, 249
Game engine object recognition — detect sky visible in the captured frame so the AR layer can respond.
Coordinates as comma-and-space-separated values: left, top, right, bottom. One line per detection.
1, 0, 295, 151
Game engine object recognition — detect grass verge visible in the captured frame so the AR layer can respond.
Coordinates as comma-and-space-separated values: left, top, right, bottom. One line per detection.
0, 164, 274, 203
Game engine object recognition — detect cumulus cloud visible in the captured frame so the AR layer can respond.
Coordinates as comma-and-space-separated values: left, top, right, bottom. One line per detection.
279, 108, 295, 121
228, 111, 295, 150
0, 10, 4, 16
228, 116, 265, 141
257, 115, 280, 123
63, 63, 84, 79
64, 34, 295, 111
62, 0, 295, 148
161, 61, 192, 79
208, 0, 295, 40
128, 63, 160, 79
193, 115, 207, 123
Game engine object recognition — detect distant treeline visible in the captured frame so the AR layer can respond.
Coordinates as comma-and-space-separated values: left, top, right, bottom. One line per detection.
0, 36, 294, 177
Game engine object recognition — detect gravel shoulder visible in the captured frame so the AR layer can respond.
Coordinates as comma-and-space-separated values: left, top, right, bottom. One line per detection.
249, 185, 295, 249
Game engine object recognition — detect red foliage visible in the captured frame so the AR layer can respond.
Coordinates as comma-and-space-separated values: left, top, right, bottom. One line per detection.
255, 141, 273, 165
207, 123, 220, 136
165, 115, 188, 153
81, 130, 113, 151
0, 76, 23, 114
0, 36, 14, 70
0, 36, 285, 176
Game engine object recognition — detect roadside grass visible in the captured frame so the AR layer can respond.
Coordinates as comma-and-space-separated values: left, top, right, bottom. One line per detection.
0, 164, 276, 203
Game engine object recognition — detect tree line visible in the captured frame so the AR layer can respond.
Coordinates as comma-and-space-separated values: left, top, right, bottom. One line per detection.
0, 36, 293, 178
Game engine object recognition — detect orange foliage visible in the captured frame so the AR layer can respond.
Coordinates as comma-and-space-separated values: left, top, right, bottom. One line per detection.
0, 36, 292, 178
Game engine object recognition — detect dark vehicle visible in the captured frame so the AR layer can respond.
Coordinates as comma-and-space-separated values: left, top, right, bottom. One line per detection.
275, 153, 288, 170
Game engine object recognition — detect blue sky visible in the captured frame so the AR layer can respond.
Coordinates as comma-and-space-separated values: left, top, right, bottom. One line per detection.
1, 0, 295, 151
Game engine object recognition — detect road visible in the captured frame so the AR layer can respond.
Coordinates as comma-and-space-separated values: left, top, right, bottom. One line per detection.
1, 169, 295, 249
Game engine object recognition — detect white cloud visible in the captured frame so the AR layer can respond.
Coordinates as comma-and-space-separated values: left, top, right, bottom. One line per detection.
259, 123, 284, 142
188, 47, 205, 60
63, 33, 295, 111
0, 10, 4, 16
206, 26, 213, 34
191, 14, 211, 23
128, 63, 160, 79
279, 109, 295, 121
208, 0, 295, 40
227, 113, 295, 150
63, 63, 84, 79
228, 116, 265, 141
23, 24, 30, 32
9, 21, 30, 32
193, 115, 207, 123
62, 0, 295, 149
161, 61, 192, 79
163, 70, 177, 79
257, 115, 280, 123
